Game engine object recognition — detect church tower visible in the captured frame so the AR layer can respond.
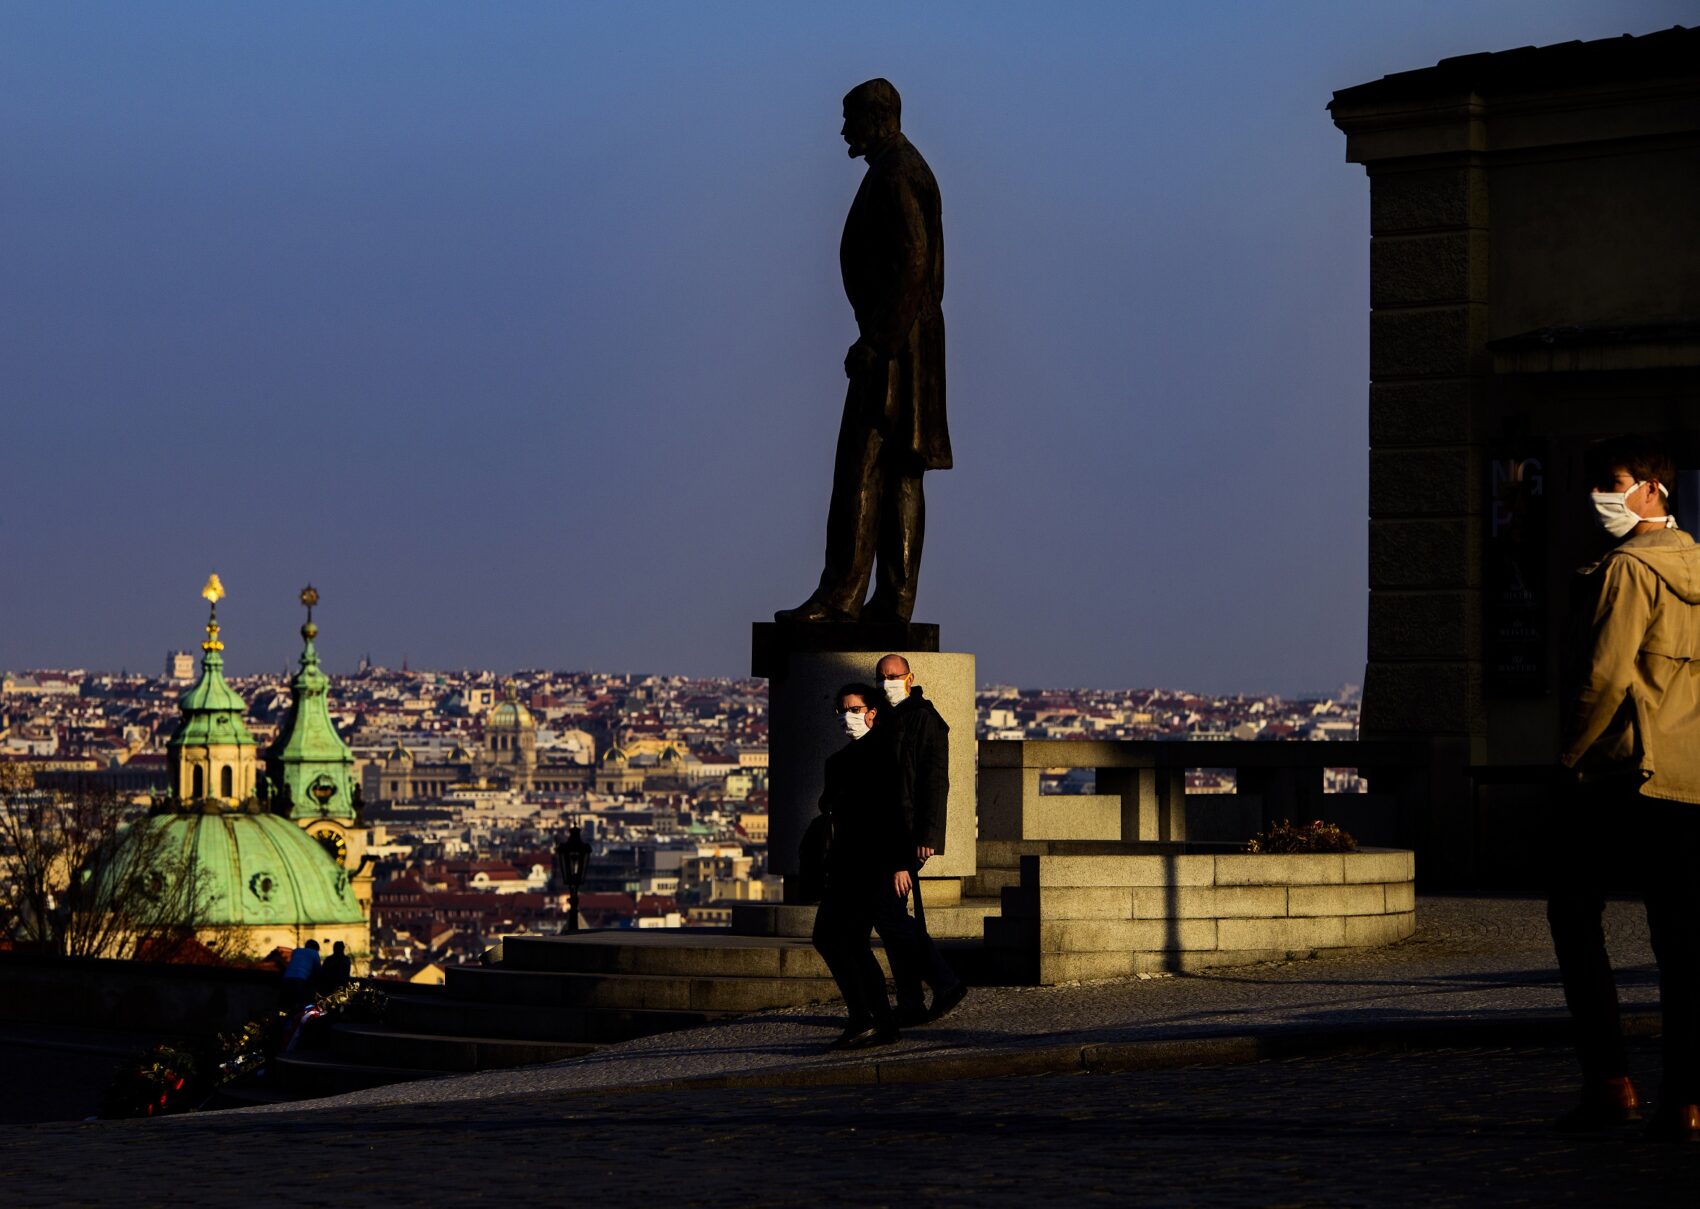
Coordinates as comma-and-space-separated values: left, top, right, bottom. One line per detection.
167, 575, 258, 805
108, 575, 369, 962
266, 585, 376, 932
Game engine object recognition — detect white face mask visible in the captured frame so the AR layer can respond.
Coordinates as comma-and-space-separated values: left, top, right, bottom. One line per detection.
841, 710, 871, 740
1592, 481, 1675, 539
882, 678, 909, 707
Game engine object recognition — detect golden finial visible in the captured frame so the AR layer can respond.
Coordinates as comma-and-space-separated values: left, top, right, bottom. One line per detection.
200, 573, 226, 652
299, 583, 319, 638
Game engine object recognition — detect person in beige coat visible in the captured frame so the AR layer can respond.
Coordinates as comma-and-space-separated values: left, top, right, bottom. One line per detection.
1550, 435, 1700, 1141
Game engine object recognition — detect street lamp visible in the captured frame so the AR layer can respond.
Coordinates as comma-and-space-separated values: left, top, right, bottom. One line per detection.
555, 825, 591, 934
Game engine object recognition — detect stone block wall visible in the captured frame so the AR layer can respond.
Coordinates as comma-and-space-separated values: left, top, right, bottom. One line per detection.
1360, 154, 1489, 745
985, 847, 1416, 985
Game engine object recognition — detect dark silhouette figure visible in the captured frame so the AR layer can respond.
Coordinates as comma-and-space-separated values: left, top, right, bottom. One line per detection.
280, 938, 320, 1011
778, 78, 949, 625
318, 940, 351, 991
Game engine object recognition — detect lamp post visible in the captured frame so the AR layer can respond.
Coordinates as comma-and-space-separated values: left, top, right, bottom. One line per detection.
555, 825, 591, 934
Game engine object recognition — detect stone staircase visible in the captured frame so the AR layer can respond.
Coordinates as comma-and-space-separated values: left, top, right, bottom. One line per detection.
214, 873, 1017, 1107
222, 932, 875, 1103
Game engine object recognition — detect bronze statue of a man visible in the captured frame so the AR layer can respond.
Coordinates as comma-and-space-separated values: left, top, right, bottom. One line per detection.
777, 78, 949, 625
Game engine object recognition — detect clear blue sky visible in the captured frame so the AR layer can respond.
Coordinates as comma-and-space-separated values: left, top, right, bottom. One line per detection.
2, 2, 1692, 692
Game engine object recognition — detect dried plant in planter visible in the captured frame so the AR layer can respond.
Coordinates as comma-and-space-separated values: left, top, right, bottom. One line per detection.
1246, 818, 1359, 854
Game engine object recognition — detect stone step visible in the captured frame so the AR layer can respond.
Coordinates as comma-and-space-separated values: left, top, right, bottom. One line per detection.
502, 932, 890, 980
385, 993, 723, 1044
984, 916, 1039, 952
271, 1052, 441, 1098
444, 966, 843, 1014
330, 1023, 595, 1073
917, 877, 963, 906
200, 1079, 300, 1112
1000, 886, 1038, 919
924, 899, 1002, 939
964, 867, 1023, 898
732, 898, 1002, 940
729, 904, 818, 938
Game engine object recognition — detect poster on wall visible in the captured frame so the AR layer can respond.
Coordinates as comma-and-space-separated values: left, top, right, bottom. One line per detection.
1485, 447, 1549, 698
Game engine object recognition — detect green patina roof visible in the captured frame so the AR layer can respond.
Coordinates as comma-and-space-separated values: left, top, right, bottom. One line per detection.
168, 650, 257, 750
268, 622, 357, 822
96, 811, 364, 928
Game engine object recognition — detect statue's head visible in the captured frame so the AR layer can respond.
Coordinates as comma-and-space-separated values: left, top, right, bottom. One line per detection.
842, 78, 901, 159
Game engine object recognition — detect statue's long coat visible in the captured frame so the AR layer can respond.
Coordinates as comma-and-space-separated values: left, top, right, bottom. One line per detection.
840, 133, 951, 471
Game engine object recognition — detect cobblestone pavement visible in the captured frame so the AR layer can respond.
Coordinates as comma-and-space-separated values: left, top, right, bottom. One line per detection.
3, 1041, 1696, 1207
225, 896, 1662, 1111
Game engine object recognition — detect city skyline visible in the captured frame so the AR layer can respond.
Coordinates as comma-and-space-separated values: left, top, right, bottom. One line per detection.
3, 2, 1688, 695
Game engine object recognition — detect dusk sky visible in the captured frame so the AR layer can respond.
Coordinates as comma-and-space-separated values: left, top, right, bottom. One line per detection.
3, 2, 1692, 694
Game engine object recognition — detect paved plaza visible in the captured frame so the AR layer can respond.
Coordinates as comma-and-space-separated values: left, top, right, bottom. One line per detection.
234, 895, 1668, 1107
4, 1042, 1697, 1207
2, 896, 1695, 1206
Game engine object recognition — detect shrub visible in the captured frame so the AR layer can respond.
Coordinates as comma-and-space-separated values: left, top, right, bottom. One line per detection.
1246, 818, 1358, 854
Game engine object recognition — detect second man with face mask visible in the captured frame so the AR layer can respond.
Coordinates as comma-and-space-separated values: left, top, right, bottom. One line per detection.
874, 653, 966, 1024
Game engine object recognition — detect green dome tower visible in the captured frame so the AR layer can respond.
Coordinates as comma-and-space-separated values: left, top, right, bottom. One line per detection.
93, 576, 369, 962
267, 585, 358, 823
166, 574, 259, 806
265, 585, 377, 937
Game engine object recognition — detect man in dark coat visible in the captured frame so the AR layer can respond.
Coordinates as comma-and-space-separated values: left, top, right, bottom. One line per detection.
777, 78, 949, 625
875, 654, 965, 1023
810, 683, 920, 1050
317, 940, 352, 992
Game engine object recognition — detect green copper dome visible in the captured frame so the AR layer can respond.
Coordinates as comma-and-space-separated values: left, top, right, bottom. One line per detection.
169, 649, 257, 750
267, 592, 357, 821
95, 811, 364, 928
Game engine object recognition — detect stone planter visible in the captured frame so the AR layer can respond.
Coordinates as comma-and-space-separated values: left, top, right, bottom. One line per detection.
983, 844, 1416, 984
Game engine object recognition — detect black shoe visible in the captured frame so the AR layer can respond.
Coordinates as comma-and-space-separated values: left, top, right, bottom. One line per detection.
894, 1005, 929, 1028
775, 598, 859, 624
928, 982, 967, 1023
828, 1021, 878, 1051
1645, 1103, 1700, 1143
1552, 1076, 1642, 1132
860, 1024, 900, 1048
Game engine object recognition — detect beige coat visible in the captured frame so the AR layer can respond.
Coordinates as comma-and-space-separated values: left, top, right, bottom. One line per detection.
1562, 527, 1700, 803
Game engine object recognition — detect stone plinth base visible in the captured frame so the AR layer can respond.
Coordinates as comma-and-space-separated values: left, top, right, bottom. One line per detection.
752, 621, 938, 680
756, 621, 977, 886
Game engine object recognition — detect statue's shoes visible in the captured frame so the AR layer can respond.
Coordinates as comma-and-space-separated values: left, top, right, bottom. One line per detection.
775, 599, 859, 623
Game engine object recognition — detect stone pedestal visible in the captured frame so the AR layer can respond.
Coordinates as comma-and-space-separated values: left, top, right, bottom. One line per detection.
752, 623, 977, 897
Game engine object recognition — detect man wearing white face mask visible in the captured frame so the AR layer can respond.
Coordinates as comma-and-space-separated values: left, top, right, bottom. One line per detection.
874, 653, 965, 1024
809, 683, 921, 1050
1548, 436, 1700, 1141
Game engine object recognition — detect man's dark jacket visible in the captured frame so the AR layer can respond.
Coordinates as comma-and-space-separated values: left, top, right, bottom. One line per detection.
841, 132, 950, 472
881, 687, 949, 853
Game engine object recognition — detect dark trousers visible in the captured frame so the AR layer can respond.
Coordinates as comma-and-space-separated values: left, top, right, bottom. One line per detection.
812, 875, 923, 1025
811, 389, 925, 620
1546, 784, 1700, 1101
280, 978, 313, 1013
895, 873, 960, 1012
